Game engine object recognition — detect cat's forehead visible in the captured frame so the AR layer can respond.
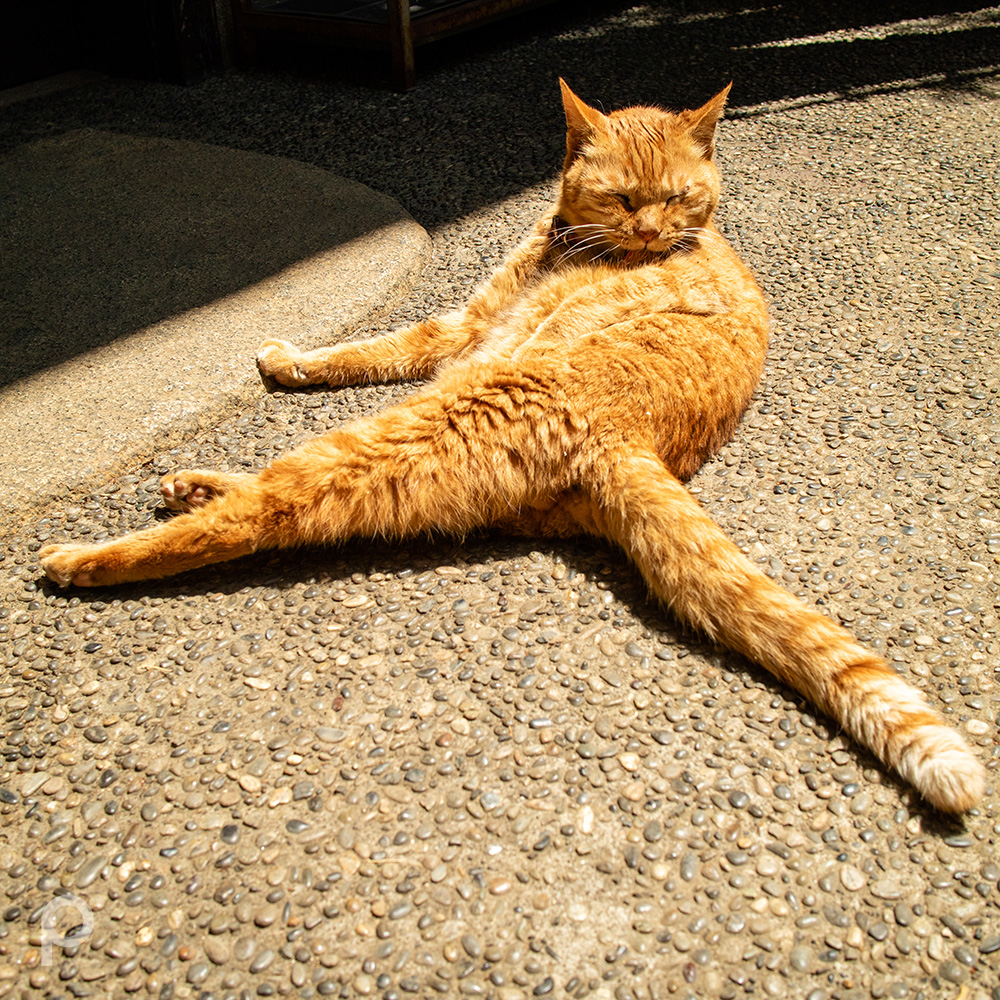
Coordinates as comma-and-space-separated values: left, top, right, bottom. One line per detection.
604, 108, 673, 142
586, 116, 700, 185
598, 110, 696, 155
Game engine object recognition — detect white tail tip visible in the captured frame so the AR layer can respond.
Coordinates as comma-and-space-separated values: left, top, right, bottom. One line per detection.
898, 725, 987, 814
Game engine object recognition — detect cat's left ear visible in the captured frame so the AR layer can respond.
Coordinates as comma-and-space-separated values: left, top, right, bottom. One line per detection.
682, 82, 732, 159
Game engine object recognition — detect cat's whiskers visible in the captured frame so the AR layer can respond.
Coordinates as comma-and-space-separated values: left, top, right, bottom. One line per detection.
553, 242, 595, 269
559, 223, 729, 268
677, 226, 730, 250
553, 222, 613, 248
577, 244, 620, 269
673, 230, 700, 254
558, 223, 610, 234
553, 231, 618, 269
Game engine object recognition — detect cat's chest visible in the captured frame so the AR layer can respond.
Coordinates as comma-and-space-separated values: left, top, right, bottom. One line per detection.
470, 288, 562, 362
464, 260, 721, 367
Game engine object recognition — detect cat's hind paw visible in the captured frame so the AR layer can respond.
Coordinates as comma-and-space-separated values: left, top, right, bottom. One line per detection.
161, 472, 215, 511
257, 339, 310, 386
39, 544, 103, 588
161, 470, 251, 511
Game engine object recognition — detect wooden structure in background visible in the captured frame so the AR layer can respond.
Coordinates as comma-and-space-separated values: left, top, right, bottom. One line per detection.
230, 0, 561, 89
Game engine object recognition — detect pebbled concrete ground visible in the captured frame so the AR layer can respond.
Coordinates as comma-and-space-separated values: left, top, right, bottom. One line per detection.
1, 3, 999, 1000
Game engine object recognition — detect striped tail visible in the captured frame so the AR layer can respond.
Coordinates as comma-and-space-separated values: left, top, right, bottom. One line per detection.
591, 448, 986, 814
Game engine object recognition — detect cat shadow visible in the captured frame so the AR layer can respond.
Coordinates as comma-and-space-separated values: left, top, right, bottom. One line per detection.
42, 520, 974, 826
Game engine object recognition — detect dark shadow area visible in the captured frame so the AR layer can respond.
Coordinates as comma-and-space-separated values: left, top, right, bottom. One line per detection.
516, 0, 1000, 110
82, 0, 1000, 231
0, 128, 410, 387
1, 3, 996, 380
0, 1, 223, 89
256, 0, 1000, 111
361, 0, 1000, 230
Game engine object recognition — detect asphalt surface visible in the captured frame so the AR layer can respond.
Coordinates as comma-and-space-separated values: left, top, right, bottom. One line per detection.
1, 3, 999, 1000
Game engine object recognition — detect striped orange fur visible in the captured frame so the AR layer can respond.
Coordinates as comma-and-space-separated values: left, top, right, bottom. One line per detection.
40, 82, 985, 813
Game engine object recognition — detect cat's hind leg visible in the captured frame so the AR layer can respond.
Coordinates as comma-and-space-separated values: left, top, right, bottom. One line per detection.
41, 470, 274, 584
586, 446, 986, 814
40, 368, 583, 589
39, 473, 280, 588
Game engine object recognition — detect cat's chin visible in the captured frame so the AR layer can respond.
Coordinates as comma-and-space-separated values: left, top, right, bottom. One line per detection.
621, 241, 673, 256
620, 235, 682, 254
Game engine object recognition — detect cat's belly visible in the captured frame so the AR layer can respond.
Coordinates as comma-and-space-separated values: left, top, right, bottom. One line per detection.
493, 488, 602, 538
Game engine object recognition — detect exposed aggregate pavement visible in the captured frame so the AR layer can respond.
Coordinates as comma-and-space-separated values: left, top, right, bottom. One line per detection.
1, 3, 1000, 1000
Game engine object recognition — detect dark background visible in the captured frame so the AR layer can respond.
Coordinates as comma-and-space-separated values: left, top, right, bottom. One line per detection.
2, 0, 224, 89
3, 1, 998, 98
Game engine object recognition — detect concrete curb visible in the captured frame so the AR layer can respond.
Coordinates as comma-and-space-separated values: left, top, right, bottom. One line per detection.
0, 129, 430, 536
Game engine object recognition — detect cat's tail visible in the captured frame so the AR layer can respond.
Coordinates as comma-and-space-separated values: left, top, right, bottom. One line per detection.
590, 448, 986, 814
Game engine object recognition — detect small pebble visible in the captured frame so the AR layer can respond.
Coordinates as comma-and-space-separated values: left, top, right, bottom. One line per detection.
938, 961, 967, 985
840, 866, 866, 891
187, 963, 211, 985
315, 727, 346, 743
789, 946, 813, 972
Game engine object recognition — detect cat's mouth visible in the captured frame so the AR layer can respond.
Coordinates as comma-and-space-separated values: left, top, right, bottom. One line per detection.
621, 230, 687, 254
549, 217, 690, 265
616, 234, 685, 259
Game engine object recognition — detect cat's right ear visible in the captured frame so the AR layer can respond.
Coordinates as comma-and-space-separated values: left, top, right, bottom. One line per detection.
682, 82, 732, 159
559, 79, 605, 161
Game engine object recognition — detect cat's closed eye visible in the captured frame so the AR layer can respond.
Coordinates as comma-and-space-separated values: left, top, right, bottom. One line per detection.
665, 187, 690, 206
612, 192, 634, 210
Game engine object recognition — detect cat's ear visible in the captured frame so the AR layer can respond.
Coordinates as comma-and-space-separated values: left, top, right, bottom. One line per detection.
682, 82, 732, 159
559, 78, 605, 160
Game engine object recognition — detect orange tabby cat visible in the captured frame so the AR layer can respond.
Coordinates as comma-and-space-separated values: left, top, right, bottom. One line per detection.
39, 81, 985, 813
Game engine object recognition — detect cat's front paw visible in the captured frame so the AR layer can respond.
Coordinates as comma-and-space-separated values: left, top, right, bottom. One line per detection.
257, 339, 310, 386
39, 544, 104, 588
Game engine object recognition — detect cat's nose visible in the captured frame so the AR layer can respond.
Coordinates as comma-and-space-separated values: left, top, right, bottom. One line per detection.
635, 225, 659, 243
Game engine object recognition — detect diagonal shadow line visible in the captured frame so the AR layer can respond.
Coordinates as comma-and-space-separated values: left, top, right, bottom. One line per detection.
220, 0, 1000, 231
0, 130, 423, 388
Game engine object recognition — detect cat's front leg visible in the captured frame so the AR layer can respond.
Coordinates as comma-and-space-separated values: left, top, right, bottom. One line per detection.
255, 219, 556, 391
257, 314, 478, 389
257, 339, 314, 386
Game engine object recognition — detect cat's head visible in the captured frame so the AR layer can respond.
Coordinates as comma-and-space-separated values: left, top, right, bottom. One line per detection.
555, 80, 730, 254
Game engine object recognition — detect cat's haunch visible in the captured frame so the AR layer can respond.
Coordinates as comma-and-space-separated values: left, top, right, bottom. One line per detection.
39, 81, 986, 814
